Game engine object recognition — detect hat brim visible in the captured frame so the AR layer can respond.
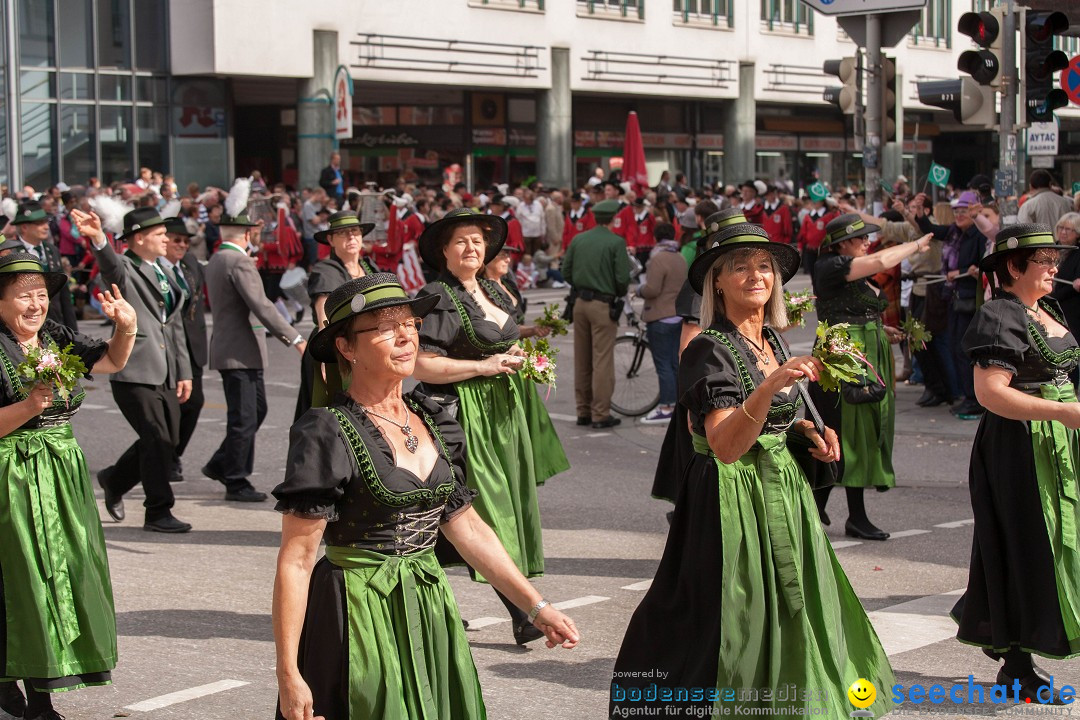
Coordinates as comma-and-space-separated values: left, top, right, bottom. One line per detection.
418, 214, 507, 271
314, 222, 376, 245
309, 293, 440, 364
820, 222, 880, 250
117, 217, 169, 242
688, 241, 801, 295
979, 244, 1077, 273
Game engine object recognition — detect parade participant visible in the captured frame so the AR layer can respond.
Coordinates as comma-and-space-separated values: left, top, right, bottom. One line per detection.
761, 183, 793, 245
375, 193, 422, 273
516, 185, 546, 255
796, 182, 835, 275
623, 196, 657, 267
738, 179, 767, 225
272, 275, 578, 720
413, 209, 569, 644
612, 223, 894, 719
562, 199, 630, 428
74, 207, 194, 533
489, 195, 525, 254
0, 254, 135, 720
201, 184, 306, 503
952, 224, 1080, 702
481, 243, 551, 340
159, 217, 207, 483
11, 201, 77, 330
561, 192, 594, 252
294, 210, 378, 418
811, 214, 932, 539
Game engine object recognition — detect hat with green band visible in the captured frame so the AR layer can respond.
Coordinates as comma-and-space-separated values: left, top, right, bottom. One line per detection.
308, 272, 440, 363
688, 222, 801, 294
418, 207, 507, 271
0, 252, 68, 296
979, 222, 1075, 272
10, 201, 48, 225
217, 211, 258, 227
820, 212, 880, 250
701, 207, 748, 235
314, 210, 376, 245
117, 206, 169, 241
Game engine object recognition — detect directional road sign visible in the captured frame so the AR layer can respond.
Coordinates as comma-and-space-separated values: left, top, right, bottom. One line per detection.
799, 0, 927, 17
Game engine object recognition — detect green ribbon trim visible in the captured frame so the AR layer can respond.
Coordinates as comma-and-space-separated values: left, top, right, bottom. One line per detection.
437, 281, 515, 354
324, 546, 443, 720
994, 230, 1057, 254
825, 217, 867, 246
329, 217, 364, 229
698, 329, 800, 421
327, 284, 410, 325
0, 260, 46, 275
703, 214, 747, 234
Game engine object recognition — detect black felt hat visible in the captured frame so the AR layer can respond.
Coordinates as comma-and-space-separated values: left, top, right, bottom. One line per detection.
820, 213, 880, 250
688, 223, 800, 294
979, 223, 1076, 273
314, 210, 375, 245
163, 217, 193, 237
417, 208, 507, 271
117, 207, 168, 241
308, 273, 440, 363
0, 252, 68, 296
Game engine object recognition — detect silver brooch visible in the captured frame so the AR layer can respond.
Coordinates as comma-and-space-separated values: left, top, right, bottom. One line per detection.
1006, 238, 1018, 249
846, 224, 857, 235
351, 294, 367, 312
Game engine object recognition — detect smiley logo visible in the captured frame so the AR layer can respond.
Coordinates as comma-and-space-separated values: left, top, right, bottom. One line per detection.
847, 678, 876, 709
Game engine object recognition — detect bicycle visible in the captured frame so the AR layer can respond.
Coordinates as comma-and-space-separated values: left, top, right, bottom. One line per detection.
610, 299, 659, 417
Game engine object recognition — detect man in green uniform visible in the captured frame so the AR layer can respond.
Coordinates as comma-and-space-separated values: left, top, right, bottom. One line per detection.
562, 199, 630, 429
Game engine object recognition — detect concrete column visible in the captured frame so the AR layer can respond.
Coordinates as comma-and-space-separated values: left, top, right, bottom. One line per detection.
723, 62, 756, 183
537, 47, 573, 189
298, 30, 338, 191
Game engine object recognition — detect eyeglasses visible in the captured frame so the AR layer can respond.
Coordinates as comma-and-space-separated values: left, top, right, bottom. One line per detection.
1030, 252, 1062, 269
170, 236, 190, 245
1057, 226, 1078, 235
352, 317, 422, 340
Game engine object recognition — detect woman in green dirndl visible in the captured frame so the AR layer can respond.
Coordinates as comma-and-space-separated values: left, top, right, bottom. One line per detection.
610, 224, 895, 719
272, 275, 578, 720
0, 253, 137, 720
810, 213, 933, 540
952, 224, 1080, 702
413, 208, 569, 645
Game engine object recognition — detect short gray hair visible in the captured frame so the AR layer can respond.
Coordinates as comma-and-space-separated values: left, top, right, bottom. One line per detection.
698, 248, 788, 329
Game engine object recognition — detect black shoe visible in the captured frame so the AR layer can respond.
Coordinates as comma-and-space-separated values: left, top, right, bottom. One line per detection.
818, 508, 831, 526
917, 390, 949, 407
461, 618, 470, 630
293, 309, 305, 325
201, 464, 228, 484
25, 710, 65, 720
143, 516, 192, 534
996, 667, 1063, 704
845, 519, 890, 541
576, 416, 590, 426
0, 681, 26, 718
952, 400, 985, 419
513, 620, 545, 645
97, 468, 124, 522
225, 487, 268, 503
591, 417, 621, 429
170, 458, 184, 483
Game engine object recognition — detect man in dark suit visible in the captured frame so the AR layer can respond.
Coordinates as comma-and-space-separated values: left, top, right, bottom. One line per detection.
319, 151, 345, 207
160, 217, 207, 483
203, 207, 306, 502
72, 206, 194, 533
11, 200, 78, 330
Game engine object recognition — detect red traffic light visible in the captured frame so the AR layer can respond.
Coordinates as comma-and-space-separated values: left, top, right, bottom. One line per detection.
958, 12, 999, 48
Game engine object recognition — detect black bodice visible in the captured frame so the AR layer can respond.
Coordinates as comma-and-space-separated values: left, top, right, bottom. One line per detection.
812, 253, 888, 324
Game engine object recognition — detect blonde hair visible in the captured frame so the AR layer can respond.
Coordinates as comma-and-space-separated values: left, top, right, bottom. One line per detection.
698, 248, 788, 329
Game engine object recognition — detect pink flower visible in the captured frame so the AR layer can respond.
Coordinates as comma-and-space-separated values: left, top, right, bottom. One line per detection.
36, 352, 59, 371
534, 355, 550, 373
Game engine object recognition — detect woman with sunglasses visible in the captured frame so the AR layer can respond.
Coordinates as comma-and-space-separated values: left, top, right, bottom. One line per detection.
952, 224, 1080, 702
412, 209, 569, 645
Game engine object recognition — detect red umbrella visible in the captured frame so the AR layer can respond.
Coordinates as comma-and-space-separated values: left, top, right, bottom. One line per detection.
622, 111, 649, 197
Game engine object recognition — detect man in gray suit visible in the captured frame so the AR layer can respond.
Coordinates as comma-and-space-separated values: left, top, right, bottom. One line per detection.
11, 200, 78, 330
72, 206, 194, 533
202, 209, 306, 502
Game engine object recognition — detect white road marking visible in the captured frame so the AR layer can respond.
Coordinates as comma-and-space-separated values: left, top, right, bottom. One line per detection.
548, 413, 580, 423
621, 580, 653, 591
124, 679, 250, 712
196, 418, 221, 423
80, 403, 109, 410
935, 519, 975, 529
585, 432, 611, 438
888, 529, 932, 539
868, 588, 965, 656
553, 595, 610, 610
466, 616, 508, 629
830, 540, 862, 549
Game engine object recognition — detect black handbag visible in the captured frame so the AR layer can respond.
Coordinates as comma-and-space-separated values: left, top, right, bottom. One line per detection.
561, 289, 577, 323
789, 383, 839, 489
840, 379, 887, 405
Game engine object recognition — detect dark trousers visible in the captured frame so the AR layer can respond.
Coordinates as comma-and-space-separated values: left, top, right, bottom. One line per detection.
802, 248, 818, 276
109, 381, 180, 521
301, 237, 318, 271
948, 306, 977, 402
176, 366, 204, 458
207, 369, 266, 492
646, 320, 680, 406
909, 295, 949, 400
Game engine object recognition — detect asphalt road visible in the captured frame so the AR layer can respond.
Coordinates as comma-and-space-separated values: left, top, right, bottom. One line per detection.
36, 274, 1080, 720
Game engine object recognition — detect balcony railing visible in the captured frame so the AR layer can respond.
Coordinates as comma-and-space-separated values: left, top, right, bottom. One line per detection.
582, 49, 734, 88
352, 34, 546, 78
674, 0, 732, 27
578, 0, 645, 20
477, 0, 545, 9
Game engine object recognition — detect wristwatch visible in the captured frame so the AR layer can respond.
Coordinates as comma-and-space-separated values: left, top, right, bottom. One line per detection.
289, 334, 304, 346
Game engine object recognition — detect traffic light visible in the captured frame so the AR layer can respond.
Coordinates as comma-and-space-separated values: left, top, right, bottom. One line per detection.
1021, 10, 1069, 124
882, 55, 897, 143
823, 57, 858, 115
917, 78, 995, 127
957, 10, 1002, 87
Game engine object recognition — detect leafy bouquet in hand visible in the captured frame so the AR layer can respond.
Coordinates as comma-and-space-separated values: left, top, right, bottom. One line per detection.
17, 340, 88, 406
783, 290, 816, 328
811, 321, 882, 393
518, 338, 558, 396
534, 304, 569, 336
900, 317, 932, 352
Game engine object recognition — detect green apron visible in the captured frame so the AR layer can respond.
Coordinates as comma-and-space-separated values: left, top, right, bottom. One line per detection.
838, 320, 896, 488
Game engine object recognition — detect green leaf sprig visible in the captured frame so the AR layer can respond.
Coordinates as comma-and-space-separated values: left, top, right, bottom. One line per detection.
534, 304, 569, 336
17, 340, 88, 406
900, 317, 932, 352
811, 321, 880, 393
783, 290, 816, 328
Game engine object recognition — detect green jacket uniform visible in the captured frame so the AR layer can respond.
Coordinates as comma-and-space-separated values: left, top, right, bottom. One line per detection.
562, 225, 630, 297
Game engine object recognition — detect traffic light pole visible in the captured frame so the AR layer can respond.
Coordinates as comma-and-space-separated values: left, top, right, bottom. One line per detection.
999, 0, 1018, 207
865, 13, 883, 212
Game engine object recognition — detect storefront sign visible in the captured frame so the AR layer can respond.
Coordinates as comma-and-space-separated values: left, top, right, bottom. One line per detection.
509, 128, 537, 146
596, 131, 625, 148
472, 128, 507, 146
799, 137, 845, 152
333, 66, 353, 140
640, 133, 693, 149
348, 132, 421, 149
1027, 122, 1058, 156
174, 106, 226, 138
696, 134, 724, 149
902, 139, 932, 154
755, 135, 798, 151
574, 130, 598, 148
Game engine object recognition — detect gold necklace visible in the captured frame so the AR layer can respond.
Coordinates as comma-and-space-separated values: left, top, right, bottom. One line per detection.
362, 400, 419, 453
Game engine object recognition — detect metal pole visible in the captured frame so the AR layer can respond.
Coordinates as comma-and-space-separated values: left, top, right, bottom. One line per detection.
865, 13, 882, 213
998, 0, 1019, 222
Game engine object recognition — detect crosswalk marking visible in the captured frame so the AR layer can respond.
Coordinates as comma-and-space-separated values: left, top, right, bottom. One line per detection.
124, 679, 250, 712
867, 589, 965, 656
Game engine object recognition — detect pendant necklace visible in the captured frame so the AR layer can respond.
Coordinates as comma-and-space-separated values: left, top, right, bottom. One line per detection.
740, 332, 771, 366
363, 400, 419, 453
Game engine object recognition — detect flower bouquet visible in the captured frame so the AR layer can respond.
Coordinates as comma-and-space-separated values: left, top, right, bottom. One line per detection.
518, 338, 558, 395
900, 317, 932, 352
811, 321, 882, 393
534, 303, 569, 336
16, 340, 88, 406
783, 290, 816, 328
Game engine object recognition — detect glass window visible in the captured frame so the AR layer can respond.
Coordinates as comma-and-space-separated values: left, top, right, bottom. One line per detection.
136, 106, 167, 174
912, 0, 949, 46
674, 0, 731, 20
21, 102, 56, 189
59, 73, 94, 101
97, 0, 132, 69
61, 105, 95, 181
134, 0, 168, 70
59, 0, 94, 68
577, 0, 644, 18
100, 105, 133, 183
760, 0, 811, 29
99, 74, 132, 102
20, 70, 54, 101
136, 76, 168, 104
18, 0, 54, 68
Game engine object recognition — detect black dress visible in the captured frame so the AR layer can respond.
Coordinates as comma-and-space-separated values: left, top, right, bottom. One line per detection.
952, 294, 1080, 657
272, 392, 484, 719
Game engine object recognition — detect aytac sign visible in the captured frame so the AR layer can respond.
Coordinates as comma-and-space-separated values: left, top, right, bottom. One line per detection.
333, 65, 353, 141
799, 0, 926, 17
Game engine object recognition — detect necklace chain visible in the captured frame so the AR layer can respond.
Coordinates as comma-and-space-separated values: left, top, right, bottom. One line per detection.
739, 331, 771, 366
362, 400, 420, 454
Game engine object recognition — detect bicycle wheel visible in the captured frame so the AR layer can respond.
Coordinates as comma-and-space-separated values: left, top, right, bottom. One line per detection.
610, 334, 660, 417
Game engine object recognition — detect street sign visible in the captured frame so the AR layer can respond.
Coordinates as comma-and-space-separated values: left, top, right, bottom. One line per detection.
1027, 121, 1059, 155
1032, 156, 1055, 168
928, 162, 951, 188
837, 10, 923, 47
799, 0, 926, 16
995, 170, 1015, 198
333, 65, 353, 141
1061, 55, 1080, 106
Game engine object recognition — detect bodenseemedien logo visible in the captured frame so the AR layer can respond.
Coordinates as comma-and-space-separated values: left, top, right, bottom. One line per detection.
848, 678, 876, 718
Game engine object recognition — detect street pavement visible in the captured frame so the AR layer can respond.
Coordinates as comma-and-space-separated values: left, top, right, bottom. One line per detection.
45, 273, 1080, 719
